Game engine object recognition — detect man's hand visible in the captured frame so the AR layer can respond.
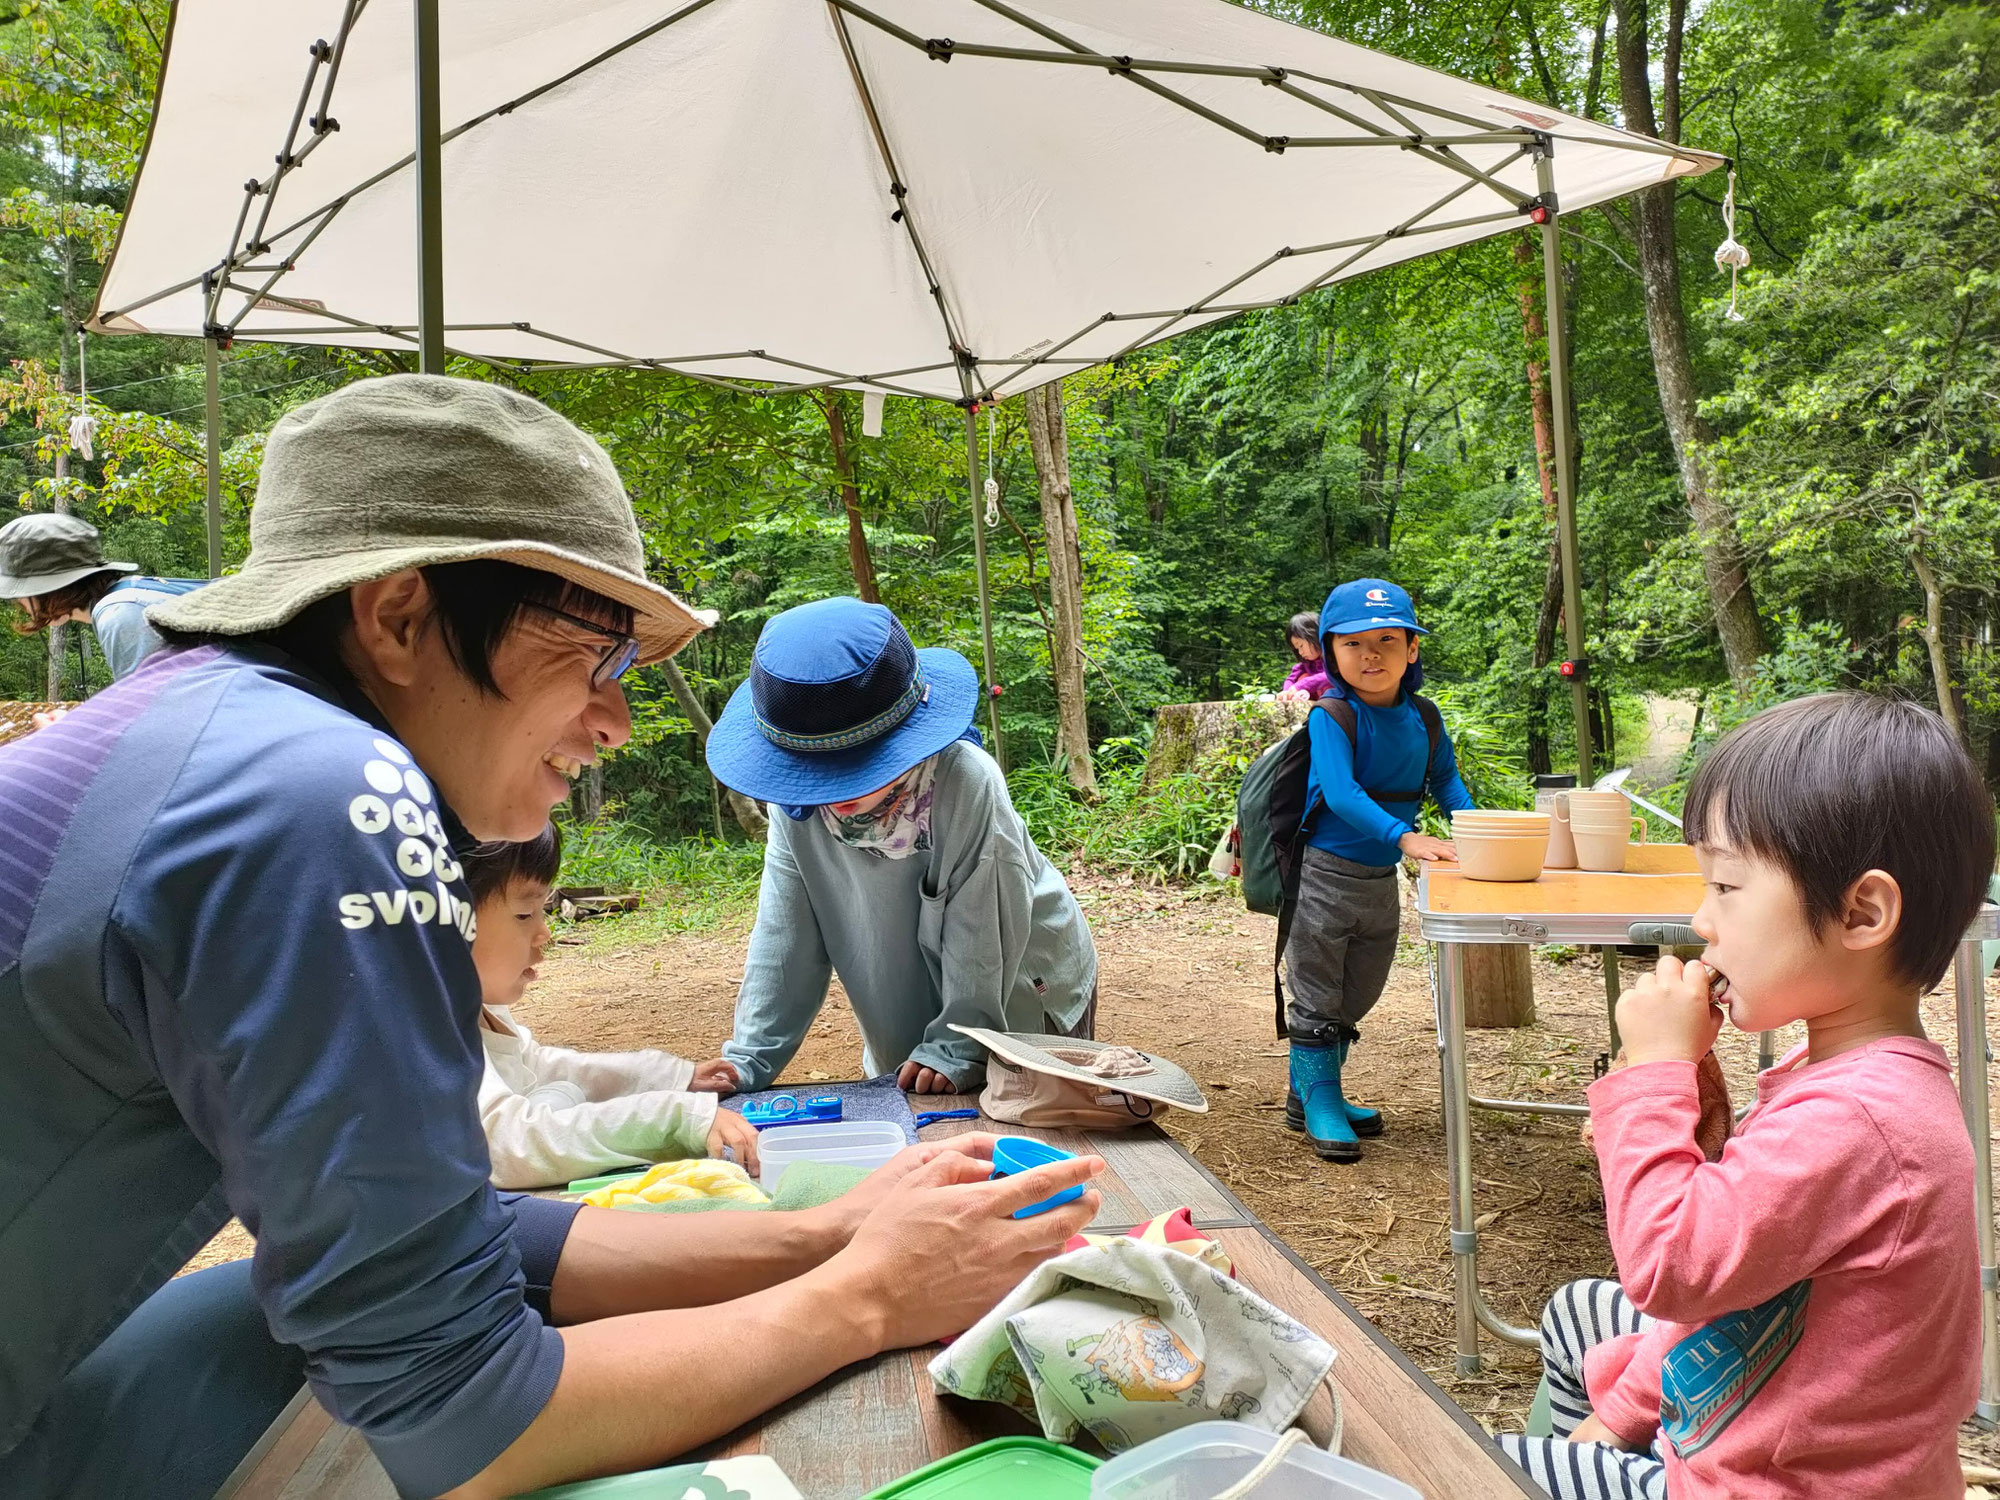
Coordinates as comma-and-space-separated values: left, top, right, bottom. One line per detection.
31, 706, 69, 731
706, 1107, 760, 1176
830, 1147, 1103, 1348
1615, 955, 1724, 1067
689, 1058, 739, 1094
1568, 1411, 1644, 1451
896, 1060, 961, 1094
1398, 831, 1457, 863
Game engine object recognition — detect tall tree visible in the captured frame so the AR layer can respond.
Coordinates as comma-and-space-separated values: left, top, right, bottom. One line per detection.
1612, 0, 1766, 687
812, 392, 879, 602
1024, 380, 1096, 796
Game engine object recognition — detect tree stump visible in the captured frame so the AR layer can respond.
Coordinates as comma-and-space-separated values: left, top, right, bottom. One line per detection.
1462, 943, 1536, 1028
1146, 698, 1308, 784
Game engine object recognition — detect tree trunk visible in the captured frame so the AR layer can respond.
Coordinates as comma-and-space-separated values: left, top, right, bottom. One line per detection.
817, 395, 879, 603
1613, 0, 1766, 689
569, 764, 604, 823
662, 657, 769, 838
1024, 381, 1097, 797
1909, 545, 1962, 741
1463, 944, 1536, 1028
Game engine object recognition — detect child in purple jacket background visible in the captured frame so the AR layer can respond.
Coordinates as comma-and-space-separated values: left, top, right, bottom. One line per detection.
1279, 610, 1330, 700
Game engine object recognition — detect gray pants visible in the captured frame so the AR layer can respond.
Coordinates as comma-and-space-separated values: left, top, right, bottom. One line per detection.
1283, 846, 1400, 1033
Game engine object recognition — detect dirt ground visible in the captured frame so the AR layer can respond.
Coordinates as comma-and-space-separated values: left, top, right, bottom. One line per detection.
185, 869, 2000, 1471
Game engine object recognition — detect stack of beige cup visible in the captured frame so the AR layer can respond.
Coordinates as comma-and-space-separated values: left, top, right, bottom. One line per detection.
1448, 809, 1552, 881
1557, 790, 1648, 871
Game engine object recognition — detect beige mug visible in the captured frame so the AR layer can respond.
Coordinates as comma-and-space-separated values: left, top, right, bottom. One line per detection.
1574, 827, 1636, 871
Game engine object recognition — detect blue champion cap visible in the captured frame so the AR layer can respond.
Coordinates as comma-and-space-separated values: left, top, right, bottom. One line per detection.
1320, 578, 1428, 640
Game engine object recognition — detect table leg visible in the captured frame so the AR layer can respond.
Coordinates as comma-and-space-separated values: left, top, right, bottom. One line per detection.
1955, 937, 2000, 1426
1437, 940, 1539, 1374
1602, 946, 1622, 1056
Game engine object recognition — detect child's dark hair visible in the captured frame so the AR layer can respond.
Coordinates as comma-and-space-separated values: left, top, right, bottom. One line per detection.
1684, 693, 1995, 990
1286, 612, 1319, 658
461, 823, 564, 908
10, 572, 120, 633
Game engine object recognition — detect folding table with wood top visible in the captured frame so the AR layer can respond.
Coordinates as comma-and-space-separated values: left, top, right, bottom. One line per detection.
1418, 851, 2000, 1425
220, 1105, 1539, 1499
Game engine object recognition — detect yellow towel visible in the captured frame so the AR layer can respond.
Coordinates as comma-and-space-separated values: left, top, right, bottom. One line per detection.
579, 1159, 770, 1210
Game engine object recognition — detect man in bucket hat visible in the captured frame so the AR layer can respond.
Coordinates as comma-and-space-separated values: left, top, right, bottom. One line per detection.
705, 596, 1098, 1096
0, 512, 204, 681
0, 376, 1101, 1500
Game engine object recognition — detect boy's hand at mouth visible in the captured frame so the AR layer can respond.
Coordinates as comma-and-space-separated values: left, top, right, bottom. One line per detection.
1616, 955, 1727, 1067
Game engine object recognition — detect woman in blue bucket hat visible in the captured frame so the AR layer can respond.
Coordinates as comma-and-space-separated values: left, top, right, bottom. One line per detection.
707, 597, 1097, 1094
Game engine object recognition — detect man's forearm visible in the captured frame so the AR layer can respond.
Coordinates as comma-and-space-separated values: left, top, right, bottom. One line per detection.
548, 1203, 847, 1323
447, 1260, 883, 1499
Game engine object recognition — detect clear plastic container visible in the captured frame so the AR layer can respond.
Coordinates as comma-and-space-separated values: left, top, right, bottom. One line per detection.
1090, 1422, 1421, 1500
757, 1120, 906, 1191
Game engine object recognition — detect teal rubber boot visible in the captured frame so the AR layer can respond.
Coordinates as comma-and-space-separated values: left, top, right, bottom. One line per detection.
1287, 1034, 1362, 1162
1285, 1029, 1381, 1138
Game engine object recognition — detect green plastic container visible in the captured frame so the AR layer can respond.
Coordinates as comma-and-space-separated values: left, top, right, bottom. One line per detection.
865, 1437, 1100, 1499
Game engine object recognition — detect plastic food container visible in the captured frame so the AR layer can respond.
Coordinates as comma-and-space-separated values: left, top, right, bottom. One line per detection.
1090, 1422, 1421, 1500
866, 1436, 1100, 1498
520, 1455, 802, 1497
991, 1135, 1085, 1219
757, 1119, 905, 1191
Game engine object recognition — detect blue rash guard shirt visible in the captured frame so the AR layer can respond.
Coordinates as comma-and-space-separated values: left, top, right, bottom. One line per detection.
89, 575, 206, 680
0, 643, 577, 1497
1303, 690, 1475, 865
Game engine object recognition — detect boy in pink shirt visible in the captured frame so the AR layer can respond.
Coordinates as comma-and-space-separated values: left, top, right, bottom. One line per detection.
1501, 693, 1995, 1499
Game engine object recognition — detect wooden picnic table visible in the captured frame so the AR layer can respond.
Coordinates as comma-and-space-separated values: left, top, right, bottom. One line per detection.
224, 1104, 1536, 1500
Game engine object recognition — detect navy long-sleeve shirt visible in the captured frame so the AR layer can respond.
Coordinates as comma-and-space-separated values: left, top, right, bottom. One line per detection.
1303, 691, 1474, 864
0, 644, 577, 1496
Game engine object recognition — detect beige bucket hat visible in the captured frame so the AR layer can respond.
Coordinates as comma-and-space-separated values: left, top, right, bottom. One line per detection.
950, 1025, 1209, 1128
148, 374, 712, 663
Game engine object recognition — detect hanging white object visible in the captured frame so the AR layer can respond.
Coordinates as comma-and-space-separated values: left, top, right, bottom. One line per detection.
983, 474, 1000, 529
87, 0, 1721, 402
1714, 169, 1751, 323
67, 331, 96, 460
861, 389, 885, 438
67, 411, 98, 462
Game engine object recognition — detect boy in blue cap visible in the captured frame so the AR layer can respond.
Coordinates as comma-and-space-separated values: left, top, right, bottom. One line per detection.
1286, 578, 1473, 1161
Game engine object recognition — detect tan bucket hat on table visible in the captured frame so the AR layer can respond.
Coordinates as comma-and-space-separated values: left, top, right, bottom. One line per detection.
147, 374, 712, 663
950, 1025, 1209, 1129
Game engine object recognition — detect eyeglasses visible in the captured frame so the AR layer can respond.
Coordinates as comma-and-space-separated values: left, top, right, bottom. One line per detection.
524, 601, 641, 686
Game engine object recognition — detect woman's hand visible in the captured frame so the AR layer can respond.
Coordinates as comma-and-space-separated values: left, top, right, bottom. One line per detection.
689, 1058, 740, 1094
896, 1060, 961, 1094
1398, 831, 1457, 863
705, 1107, 760, 1175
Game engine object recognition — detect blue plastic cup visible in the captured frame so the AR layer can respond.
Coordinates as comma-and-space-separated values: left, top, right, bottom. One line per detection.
990, 1136, 1085, 1219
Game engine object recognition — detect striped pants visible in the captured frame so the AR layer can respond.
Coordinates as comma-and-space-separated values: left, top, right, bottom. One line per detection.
1496, 1278, 1670, 1500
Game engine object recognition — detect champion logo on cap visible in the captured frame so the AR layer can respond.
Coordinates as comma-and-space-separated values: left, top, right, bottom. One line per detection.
1365, 587, 1389, 603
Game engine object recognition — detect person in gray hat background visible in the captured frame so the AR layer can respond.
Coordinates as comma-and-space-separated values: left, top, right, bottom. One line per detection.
0, 374, 1102, 1500
0, 511, 205, 683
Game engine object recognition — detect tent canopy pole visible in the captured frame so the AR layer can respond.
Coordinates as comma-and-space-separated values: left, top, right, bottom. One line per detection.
413, 0, 446, 372
203, 337, 224, 577
1536, 145, 1592, 786
963, 405, 1004, 763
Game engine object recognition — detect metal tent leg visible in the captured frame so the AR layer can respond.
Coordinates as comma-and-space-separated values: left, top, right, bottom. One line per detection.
962, 407, 1003, 761
203, 338, 224, 578
1955, 937, 2000, 1425
413, 0, 446, 372
1535, 146, 1592, 786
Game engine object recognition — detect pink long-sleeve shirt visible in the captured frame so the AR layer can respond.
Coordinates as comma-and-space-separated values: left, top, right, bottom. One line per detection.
1584, 1037, 1978, 1499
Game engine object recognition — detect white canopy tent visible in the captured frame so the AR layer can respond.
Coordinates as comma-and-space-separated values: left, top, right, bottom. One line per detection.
91, 0, 1721, 770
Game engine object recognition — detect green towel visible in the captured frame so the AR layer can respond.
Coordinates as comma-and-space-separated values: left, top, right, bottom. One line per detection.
598, 1162, 874, 1215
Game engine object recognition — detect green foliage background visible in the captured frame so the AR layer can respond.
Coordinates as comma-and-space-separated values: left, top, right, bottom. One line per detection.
5, 0, 1997, 883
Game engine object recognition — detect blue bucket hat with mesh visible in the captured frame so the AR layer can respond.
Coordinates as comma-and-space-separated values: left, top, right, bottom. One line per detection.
706, 597, 981, 806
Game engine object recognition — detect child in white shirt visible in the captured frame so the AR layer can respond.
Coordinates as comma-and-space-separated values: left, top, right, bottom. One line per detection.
465, 826, 758, 1189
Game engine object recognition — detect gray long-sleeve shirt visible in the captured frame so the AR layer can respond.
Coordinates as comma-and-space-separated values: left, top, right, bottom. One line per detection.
721, 742, 1096, 1091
